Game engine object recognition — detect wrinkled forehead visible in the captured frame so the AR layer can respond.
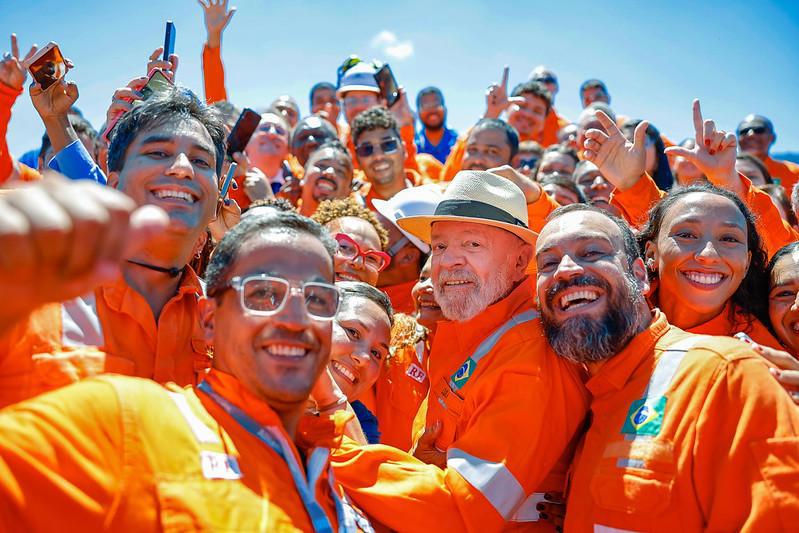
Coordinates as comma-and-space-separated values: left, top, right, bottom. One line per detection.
537, 211, 621, 253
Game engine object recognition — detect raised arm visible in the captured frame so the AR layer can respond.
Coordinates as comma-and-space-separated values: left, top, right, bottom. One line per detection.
0, 34, 38, 184
199, 0, 236, 104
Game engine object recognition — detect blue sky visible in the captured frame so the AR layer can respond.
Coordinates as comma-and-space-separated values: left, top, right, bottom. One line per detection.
3, 0, 799, 158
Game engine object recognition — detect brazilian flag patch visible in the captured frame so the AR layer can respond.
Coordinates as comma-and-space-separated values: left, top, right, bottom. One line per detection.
450, 358, 476, 390
621, 396, 667, 436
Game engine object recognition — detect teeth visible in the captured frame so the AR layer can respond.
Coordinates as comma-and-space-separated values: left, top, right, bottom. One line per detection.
560, 290, 599, 310
420, 301, 440, 308
685, 272, 723, 285
792, 323, 799, 334
316, 179, 336, 192
444, 281, 470, 286
153, 189, 195, 203
266, 344, 307, 357
332, 361, 356, 383
373, 162, 390, 171
337, 273, 359, 281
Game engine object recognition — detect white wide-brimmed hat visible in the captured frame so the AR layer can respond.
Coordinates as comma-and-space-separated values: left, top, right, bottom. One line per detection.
371, 185, 443, 254
397, 171, 537, 245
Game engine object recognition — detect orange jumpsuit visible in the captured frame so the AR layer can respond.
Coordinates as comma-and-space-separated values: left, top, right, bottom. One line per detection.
764, 154, 799, 194
0, 369, 370, 531
0, 269, 211, 408
379, 279, 417, 315
564, 310, 799, 531
440, 109, 563, 182
331, 278, 590, 531
686, 301, 783, 350
374, 318, 431, 450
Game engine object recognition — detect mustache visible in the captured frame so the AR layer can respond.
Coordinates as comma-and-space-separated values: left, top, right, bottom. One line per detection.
545, 275, 610, 307
435, 269, 480, 287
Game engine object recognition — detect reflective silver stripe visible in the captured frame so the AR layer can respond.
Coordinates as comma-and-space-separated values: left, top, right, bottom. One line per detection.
167, 392, 221, 444
447, 447, 525, 519
472, 310, 539, 365
61, 294, 104, 347
510, 492, 546, 522
594, 525, 639, 532
642, 336, 704, 400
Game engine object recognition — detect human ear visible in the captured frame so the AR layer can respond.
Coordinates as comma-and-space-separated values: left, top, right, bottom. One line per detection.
198, 297, 216, 342
107, 171, 120, 189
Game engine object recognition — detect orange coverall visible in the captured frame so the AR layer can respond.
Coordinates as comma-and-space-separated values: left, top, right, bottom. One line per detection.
0, 269, 211, 408
0, 369, 369, 531
331, 278, 590, 531
764, 154, 799, 194
379, 279, 417, 316
564, 310, 799, 531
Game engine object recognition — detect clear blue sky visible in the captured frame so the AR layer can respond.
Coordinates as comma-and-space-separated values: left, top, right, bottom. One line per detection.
3, 0, 799, 158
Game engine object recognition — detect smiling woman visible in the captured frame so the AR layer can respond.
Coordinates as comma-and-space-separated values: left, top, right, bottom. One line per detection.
638, 183, 781, 348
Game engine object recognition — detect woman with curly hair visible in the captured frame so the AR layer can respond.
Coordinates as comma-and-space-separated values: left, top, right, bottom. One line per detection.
312, 196, 389, 286
638, 183, 781, 348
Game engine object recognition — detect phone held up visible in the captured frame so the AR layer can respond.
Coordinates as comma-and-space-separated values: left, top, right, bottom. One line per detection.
226, 108, 262, 159
163, 20, 176, 61
25, 42, 67, 90
375, 63, 400, 108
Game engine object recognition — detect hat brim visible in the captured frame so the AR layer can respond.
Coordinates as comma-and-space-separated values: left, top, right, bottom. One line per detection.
371, 198, 432, 253
397, 215, 538, 246
336, 85, 381, 98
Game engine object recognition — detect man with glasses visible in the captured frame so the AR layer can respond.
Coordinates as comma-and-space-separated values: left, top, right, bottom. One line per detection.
351, 107, 419, 211
414, 87, 458, 164
0, 210, 373, 531
737, 114, 799, 194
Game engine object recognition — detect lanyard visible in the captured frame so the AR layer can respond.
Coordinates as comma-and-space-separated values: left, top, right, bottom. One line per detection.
197, 380, 341, 533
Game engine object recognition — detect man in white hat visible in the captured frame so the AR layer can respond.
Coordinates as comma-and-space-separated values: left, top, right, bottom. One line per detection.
329, 170, 589, 531
372, 184, 443, 314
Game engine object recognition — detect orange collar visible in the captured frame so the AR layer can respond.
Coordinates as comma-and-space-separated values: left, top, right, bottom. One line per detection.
100, 266, 203, 314
585, 309, 670, 397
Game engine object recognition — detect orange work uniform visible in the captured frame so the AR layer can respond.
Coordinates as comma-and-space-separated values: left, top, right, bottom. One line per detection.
374, 319, 431, 450
764, 154, 799, 194
564, 310, 799, 531
331, 278, 590, 531
0, 369, 371, 531
0, 268, 210, 408
686, 301, 783, 350
379, 279, 417, 315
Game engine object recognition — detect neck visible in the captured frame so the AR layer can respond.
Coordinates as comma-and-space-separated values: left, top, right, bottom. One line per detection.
272, 403, 304, 439
377, 265, 418, 287
657, 292, 723, 330
424, 126, 445, 141
372, 173, 407, 200
123, 231, 195, 320
254, 158, 283, 177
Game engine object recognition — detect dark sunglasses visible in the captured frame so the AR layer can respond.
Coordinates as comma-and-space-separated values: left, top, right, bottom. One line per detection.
535, 76, 557, 84
355, 138, 399, 158
739, 126, 767, 136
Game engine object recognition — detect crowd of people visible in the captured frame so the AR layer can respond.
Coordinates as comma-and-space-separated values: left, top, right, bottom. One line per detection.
1, 1, 798, 531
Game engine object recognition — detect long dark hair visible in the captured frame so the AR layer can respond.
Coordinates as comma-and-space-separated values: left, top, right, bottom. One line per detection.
621, 120, 674, 191
637, 183, 770, 328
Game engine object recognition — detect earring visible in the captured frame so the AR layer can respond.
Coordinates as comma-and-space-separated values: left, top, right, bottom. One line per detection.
646, 258, 656, 272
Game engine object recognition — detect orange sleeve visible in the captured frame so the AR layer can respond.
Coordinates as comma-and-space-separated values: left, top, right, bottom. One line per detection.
527, 190, 560, 234
0, 379, 126, 529
0, 83, 22, 185
539, 110, 562, 147
202, 44, 228, 104
739, 173, 799, 258
609, 173, 666, 229
400, 124, 419, 173
693, 355, 799, 530
441, 134, 467, 182
415, 153, 443, 183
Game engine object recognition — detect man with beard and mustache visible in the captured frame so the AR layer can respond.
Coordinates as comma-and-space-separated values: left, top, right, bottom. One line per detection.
328, 170, 589, 531
414, 87, 458, 164
298, 140, 353, 217
535, 204, 799, 530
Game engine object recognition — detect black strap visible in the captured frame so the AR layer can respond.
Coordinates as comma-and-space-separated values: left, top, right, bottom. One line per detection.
127, 260, 183, 278
435, 199, 527, 228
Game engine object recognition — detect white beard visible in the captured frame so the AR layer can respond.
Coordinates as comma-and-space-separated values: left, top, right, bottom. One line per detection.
434, 263, 514, 322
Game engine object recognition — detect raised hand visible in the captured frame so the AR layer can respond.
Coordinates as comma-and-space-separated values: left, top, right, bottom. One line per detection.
30, 75, 78, 120
146, 47, 179, 81
484, 66, 526, 119
390, 87, 415, 128
664, 100, 738, 190
104, 76, 148, 135
582, 111, 649, 191
199, 0, 237, 48
488, 164, 542, 204
0, 34, 37, 91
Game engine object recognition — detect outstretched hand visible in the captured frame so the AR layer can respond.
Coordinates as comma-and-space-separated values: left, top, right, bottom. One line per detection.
146, 47, 179, 82
484, 66, 526, 119
488, 164, 542, 204
0, 34, 37, 91
199, 0, 237, 48
664, 99, 738, 191
582, 111, 648, 191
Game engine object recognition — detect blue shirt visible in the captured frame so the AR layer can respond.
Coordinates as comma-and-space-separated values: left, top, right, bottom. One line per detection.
415, 126, 458, 164
48, 140, 107, 185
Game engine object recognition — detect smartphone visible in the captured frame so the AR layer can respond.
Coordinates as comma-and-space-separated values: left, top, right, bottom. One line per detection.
226, 108, 261, 158
375, 64, 400, 108
26, 42, 67, 90
219, 162, 238, 199
163, 21, 176, 61
139, 69, 173, 101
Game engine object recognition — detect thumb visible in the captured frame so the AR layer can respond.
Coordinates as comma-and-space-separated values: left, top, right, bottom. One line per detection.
225, 8, 237, 24
420, 420, 443, 444
633, 120, 649, 150
66, 81, 79, 101
121, 204, 169, 258
663, 146, 695, 161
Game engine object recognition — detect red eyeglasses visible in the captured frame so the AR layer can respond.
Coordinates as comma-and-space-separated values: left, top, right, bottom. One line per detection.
334, 233, 391, 272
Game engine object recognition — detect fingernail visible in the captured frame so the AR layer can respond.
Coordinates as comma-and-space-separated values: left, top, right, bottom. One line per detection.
705, 140, 711, 146
536, 503, 545, 511
224, 199, 231, 206
539, 512, 548, 520
544, 493, 551, 500
770, 368, 779, 377
709, 149, 715, 155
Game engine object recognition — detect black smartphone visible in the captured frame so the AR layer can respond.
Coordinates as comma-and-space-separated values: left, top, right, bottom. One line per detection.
375, 64, 400, 108
163, 21, 176, 61
226, 108, 262, 158
26, 42, 67, 90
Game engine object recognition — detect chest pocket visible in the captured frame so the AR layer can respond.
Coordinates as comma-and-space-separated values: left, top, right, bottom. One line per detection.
589, 438, 676, 515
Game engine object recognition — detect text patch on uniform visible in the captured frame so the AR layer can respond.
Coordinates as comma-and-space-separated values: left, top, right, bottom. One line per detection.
200, 450, 242, 480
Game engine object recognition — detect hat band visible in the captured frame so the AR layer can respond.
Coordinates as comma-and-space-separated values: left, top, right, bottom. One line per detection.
434, 199, 527, 228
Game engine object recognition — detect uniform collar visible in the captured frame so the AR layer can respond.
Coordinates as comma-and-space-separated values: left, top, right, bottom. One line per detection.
435, 276, 536, 358
100, 265, 204, 314
586, 309, 670, 397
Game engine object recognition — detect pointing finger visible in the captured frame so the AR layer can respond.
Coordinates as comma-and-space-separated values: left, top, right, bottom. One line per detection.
508, 96, 527, 105
10, 34, 19, 60
149, 47, 163, 62
584, 128, 609, 142
501, 65, 509, 91
692, 99, 704, 147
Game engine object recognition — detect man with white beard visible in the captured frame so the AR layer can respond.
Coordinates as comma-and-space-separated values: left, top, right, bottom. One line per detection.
329, 170, 589, 532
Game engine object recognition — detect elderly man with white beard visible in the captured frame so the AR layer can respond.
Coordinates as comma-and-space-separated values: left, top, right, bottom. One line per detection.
328, 170, 589, 532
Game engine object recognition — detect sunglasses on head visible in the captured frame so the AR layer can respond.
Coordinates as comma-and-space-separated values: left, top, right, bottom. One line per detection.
739, 126, 767, 136
355, 138, 399, 158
